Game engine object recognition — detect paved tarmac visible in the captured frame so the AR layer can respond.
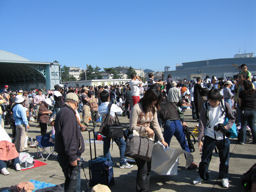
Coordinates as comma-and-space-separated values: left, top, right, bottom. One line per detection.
0, 109, 255, 192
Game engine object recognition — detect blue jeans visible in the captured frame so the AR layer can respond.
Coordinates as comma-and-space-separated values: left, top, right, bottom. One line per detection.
0, 157, 20, 170
199, 136, 230, 180
103, 137, 126, 166
239, 110, 256, 143
57, 154, 81, 192
163, 120, 190, 152
224, 99, 233, 109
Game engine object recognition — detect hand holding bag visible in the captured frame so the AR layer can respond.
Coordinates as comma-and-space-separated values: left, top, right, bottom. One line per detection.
125, 127, 154, 161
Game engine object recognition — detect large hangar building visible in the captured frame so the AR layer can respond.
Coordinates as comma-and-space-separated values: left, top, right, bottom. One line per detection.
164, 53, 256, 80
0, 50, 60, 90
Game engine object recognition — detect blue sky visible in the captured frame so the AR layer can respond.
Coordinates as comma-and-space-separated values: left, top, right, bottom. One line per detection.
0, 0, 255, 71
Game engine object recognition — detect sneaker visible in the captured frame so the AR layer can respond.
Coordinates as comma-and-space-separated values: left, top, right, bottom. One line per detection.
120, 162, 133, 169
1, 168, 10, 175
15, 163, 21, 171
222, 178, 229, 188
193, 177, 202, 185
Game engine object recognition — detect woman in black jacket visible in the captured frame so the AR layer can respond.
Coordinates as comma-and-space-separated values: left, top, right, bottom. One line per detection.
238, 80, 256, 144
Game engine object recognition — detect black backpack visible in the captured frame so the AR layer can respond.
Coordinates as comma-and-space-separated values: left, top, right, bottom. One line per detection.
183, 125, 196, 153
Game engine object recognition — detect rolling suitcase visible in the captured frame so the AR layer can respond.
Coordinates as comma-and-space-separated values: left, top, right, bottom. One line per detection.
88, 129, 115, 187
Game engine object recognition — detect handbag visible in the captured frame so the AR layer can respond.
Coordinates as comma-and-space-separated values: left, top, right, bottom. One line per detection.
101, 103, 124, 138
125, 128, 154, 161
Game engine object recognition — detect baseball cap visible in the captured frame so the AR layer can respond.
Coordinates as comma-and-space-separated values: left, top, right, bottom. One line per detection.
65, 92, 79, 103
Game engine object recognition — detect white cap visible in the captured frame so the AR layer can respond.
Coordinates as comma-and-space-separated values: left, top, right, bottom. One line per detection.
44, 98, 52, 106
53, 90, 62, 97
15, 95, 25, 103
225, 80, 233, 85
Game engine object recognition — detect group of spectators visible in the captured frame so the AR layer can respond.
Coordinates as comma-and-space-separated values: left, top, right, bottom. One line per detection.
0, 63, 255, 191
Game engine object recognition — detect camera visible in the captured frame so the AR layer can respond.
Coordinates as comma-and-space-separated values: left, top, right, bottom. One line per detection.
214, 124, 231, 137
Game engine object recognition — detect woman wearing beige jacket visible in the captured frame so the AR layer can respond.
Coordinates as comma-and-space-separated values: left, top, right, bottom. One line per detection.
130, 86, 168, 192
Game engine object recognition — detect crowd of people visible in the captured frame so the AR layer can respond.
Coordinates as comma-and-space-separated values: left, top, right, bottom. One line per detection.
0, 63, 255, 191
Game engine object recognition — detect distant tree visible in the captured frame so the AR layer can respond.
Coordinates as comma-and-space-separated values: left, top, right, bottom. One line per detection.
127, 67, 136, 79
79, 71, 86, 80
61, 65, 70, 82
69, 75, 77, 81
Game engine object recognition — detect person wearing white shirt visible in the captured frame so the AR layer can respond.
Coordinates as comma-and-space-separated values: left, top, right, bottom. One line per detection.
130, 74, 143, 106
193, 89, 235, 188
98, 90, 133, 169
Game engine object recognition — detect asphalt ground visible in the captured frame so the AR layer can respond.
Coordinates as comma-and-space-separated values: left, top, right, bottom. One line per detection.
0, 109, 255, 192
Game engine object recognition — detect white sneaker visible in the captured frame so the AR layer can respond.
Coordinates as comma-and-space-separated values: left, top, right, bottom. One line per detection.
193, 177, 202, 185
222, 178, 229, 188
120, 162, 133, 169
1, 168, 10, 175
15, 163, 21, 171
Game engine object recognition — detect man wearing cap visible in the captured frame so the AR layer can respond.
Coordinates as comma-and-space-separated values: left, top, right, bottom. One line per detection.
167, 81, 181, 103
55, 92, 85, 191
223, 81, 234, 109
12, 95, 29, 152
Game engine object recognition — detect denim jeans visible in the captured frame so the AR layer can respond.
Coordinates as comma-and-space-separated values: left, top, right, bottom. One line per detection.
135, 158, 151, 192
103, 137, 126, 166
224, 98, 233, 109
239, 110, 256, 143
57, 154, 81, 192
0, 157, 20, 170
199, 136, 230, 180
163, 120, 190, 152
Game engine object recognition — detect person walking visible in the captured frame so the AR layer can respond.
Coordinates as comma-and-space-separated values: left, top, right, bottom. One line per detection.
54, 92, 85, 191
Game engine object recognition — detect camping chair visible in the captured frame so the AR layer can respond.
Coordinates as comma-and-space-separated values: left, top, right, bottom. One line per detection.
36, 133, 56, 161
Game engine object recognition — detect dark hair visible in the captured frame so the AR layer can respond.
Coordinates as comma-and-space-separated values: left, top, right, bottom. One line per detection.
196, 77, 201, 82
88, 91, 94, 98
140, 86, 161, 114
240, 64, 247, 69
131, 73, 136, 79
100, 90, 109, 102
148, 73, 154, 78
208, 89, 223, 101
243, 80, 254, 94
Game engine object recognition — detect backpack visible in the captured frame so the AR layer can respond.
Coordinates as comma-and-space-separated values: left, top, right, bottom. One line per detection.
183, 126, 196, 153
101, 104, 124, 138
88, 97, 98, 112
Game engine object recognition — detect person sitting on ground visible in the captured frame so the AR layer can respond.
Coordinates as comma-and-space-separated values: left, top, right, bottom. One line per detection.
0, 125, 21, 175
98, 90, 133, 169
193, 89, 235, 188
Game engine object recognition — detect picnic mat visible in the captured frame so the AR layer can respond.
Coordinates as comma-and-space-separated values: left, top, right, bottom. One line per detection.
29, 180, 56, 192
21, 160, 47, 171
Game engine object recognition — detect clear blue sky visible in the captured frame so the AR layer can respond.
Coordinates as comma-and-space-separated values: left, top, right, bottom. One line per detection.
0, 0, 255, 71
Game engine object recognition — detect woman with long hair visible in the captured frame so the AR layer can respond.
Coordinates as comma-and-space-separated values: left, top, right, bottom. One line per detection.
238, 80, 256, 144
130, 85, 168, 192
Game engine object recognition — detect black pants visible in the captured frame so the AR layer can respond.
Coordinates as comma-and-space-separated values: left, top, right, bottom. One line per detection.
91, 111, 98, 127
199, 136, 230, 180
39, 122, 47, 135
57, 154, 81, 192
135, 158, 151, 192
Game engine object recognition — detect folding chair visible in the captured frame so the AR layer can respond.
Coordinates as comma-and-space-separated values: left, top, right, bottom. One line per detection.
36, 133, 56, 161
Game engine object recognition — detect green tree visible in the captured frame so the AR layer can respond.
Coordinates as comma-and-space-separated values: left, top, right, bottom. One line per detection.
79, 71, 86, 80
127, 67, 136, 79
61, 66, 70, 82
69, 75, 77, 81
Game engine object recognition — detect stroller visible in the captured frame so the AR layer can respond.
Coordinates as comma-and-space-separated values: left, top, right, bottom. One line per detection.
36, 133, 56, 161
